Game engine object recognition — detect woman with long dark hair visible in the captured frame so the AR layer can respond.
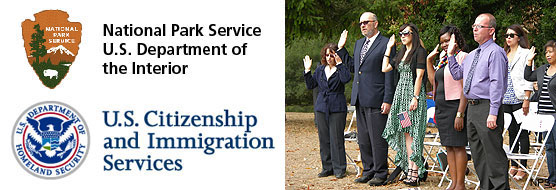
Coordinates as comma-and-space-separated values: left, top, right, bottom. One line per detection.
303, 43, 351, 179
381, 23, 427, 186
425, 25, 469, 190
502, 24, 534, 181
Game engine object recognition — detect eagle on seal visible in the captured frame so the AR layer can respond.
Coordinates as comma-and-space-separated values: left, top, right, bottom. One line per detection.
26, 117, 76, 159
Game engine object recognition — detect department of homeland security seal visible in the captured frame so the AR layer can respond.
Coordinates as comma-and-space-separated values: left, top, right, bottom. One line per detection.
12, 101, 89, 179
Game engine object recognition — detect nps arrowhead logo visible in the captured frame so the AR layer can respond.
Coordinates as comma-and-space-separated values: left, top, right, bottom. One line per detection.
22, 10, 82, 89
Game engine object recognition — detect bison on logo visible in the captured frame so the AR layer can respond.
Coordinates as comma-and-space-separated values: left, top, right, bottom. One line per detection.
22, 10, 82, 89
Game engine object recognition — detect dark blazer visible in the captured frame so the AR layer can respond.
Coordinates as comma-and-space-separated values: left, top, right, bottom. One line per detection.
305, 63, 351, 113
337, 33, 396, 108
524, 64, 556, 108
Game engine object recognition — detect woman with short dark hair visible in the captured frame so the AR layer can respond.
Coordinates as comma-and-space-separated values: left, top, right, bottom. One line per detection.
524, 40, 556, 188
425, 25, 469, 190
303, 43, 351, 179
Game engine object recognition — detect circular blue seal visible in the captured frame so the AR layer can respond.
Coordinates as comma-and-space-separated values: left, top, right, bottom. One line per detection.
12, 101, 89, 179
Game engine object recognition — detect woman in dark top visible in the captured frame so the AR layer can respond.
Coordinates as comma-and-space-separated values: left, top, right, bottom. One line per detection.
425, 25, 469, 190
523, 40, 556, 188
381, 23, 427, 186
303, 43, 351, 179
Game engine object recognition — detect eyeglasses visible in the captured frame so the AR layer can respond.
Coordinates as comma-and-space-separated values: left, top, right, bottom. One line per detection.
326, 54, 335, 58
399, 31, 413, 37
359, 20, 376, 26
505, 33, 519, 39
472, 24, 493, 30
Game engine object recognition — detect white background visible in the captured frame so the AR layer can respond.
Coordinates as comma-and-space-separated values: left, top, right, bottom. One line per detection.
0, 0, 285, 189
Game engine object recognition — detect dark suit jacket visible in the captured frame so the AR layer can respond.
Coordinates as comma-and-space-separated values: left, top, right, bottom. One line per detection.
304, 63, 351, 113
524, 64, 556, 109
337, 33, 396, 108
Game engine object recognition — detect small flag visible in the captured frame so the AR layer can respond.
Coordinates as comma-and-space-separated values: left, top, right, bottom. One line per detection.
398, 111, 412, 128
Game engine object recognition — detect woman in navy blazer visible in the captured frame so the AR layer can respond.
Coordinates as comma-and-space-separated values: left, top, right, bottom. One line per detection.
304, 43, 351, 179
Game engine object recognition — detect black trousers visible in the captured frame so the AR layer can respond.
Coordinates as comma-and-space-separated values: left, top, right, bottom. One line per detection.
502, 104, 530, 167
355, 105, 389, 179
315, 111, 347, 175
467, 100, 509, 190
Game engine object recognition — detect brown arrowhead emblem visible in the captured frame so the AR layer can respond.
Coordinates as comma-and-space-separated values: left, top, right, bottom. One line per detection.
22, 10, 82, 89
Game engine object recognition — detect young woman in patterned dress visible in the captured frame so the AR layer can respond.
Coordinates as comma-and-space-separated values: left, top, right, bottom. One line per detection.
381, 23, 427, 186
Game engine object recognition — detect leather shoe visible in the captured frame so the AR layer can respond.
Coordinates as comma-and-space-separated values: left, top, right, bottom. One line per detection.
317, 170, 333, 177
354, 175, 372, 183
335, 173, 346, 179
368, 177, 386, 186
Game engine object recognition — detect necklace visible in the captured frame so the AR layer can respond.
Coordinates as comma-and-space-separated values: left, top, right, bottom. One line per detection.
437, 50, 460, 69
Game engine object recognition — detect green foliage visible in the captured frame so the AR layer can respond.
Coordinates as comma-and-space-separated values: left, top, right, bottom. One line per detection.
286, 0, 367, 46
286, 0, 556, 107
285, 105, 314, 113
30, 24, 46, 65
32, 59, 71, 89
285, 36, 354, 106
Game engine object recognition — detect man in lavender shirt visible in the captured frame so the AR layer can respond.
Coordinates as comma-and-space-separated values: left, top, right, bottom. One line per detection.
448, 13, 509, 190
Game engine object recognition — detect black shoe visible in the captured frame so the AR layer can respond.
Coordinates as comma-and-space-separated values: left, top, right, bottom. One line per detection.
404, 169, 420, 187
335, 173, 346, 179
367, 177, 386, 186
317, 170, 333, 177
354, 175, 373, 183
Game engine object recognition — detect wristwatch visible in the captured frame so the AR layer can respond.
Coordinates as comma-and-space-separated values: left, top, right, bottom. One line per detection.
413, 95, 419, 100
456, 112, 465, 118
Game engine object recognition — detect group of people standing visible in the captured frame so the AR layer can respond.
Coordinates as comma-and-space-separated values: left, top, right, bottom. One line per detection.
303, 11, 556, 190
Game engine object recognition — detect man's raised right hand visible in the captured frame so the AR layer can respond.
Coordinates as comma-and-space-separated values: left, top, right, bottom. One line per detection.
338, 30, 348, 49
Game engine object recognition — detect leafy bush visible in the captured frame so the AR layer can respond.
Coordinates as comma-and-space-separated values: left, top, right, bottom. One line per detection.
286, 0, 556, 108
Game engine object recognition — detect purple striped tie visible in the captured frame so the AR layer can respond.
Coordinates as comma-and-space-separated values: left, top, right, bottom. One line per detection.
360, 39, 370, 65
463, 49, 481, 94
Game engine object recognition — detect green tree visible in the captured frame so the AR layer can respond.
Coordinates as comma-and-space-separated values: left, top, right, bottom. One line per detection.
29, 24, 46, 65
286, 0, 556, 109
286, 0, 367, 45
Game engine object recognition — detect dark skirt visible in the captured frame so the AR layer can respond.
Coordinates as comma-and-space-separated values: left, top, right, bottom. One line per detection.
435, 99, 468, 147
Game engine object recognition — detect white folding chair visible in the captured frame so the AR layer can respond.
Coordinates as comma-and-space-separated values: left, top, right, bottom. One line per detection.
344, 106, 361, 176
502, 113, 513, 153
421, 106, 451, 187
503, 113, 512, 137
423, 106, 440, 172
507, 113, 555, 190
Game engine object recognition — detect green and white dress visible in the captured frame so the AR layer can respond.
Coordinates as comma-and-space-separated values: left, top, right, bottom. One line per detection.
382, 61, 427, 177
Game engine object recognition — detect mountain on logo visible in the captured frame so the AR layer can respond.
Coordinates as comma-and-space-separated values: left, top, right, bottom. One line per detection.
21, 10, 82, 89
44, 45, 75, 65
47, 45, 75, 56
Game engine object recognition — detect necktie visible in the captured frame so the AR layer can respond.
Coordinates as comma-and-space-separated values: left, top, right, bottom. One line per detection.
463, 49, 481, 94
360, 39, 370, 65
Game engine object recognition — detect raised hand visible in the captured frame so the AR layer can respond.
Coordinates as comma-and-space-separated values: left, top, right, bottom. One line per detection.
447, 34, 457, 56
439, 49, 446, 60
387, 34, 396, 49
427, 44, 440, 60
527, 46, 536, 64
334, 53, 342, 64
303, 55, 312, 70
303, 55, 313, 71
338, 30, 348, 49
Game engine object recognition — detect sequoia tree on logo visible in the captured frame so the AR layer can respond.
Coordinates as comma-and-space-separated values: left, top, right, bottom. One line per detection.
22, 10, 82, 89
